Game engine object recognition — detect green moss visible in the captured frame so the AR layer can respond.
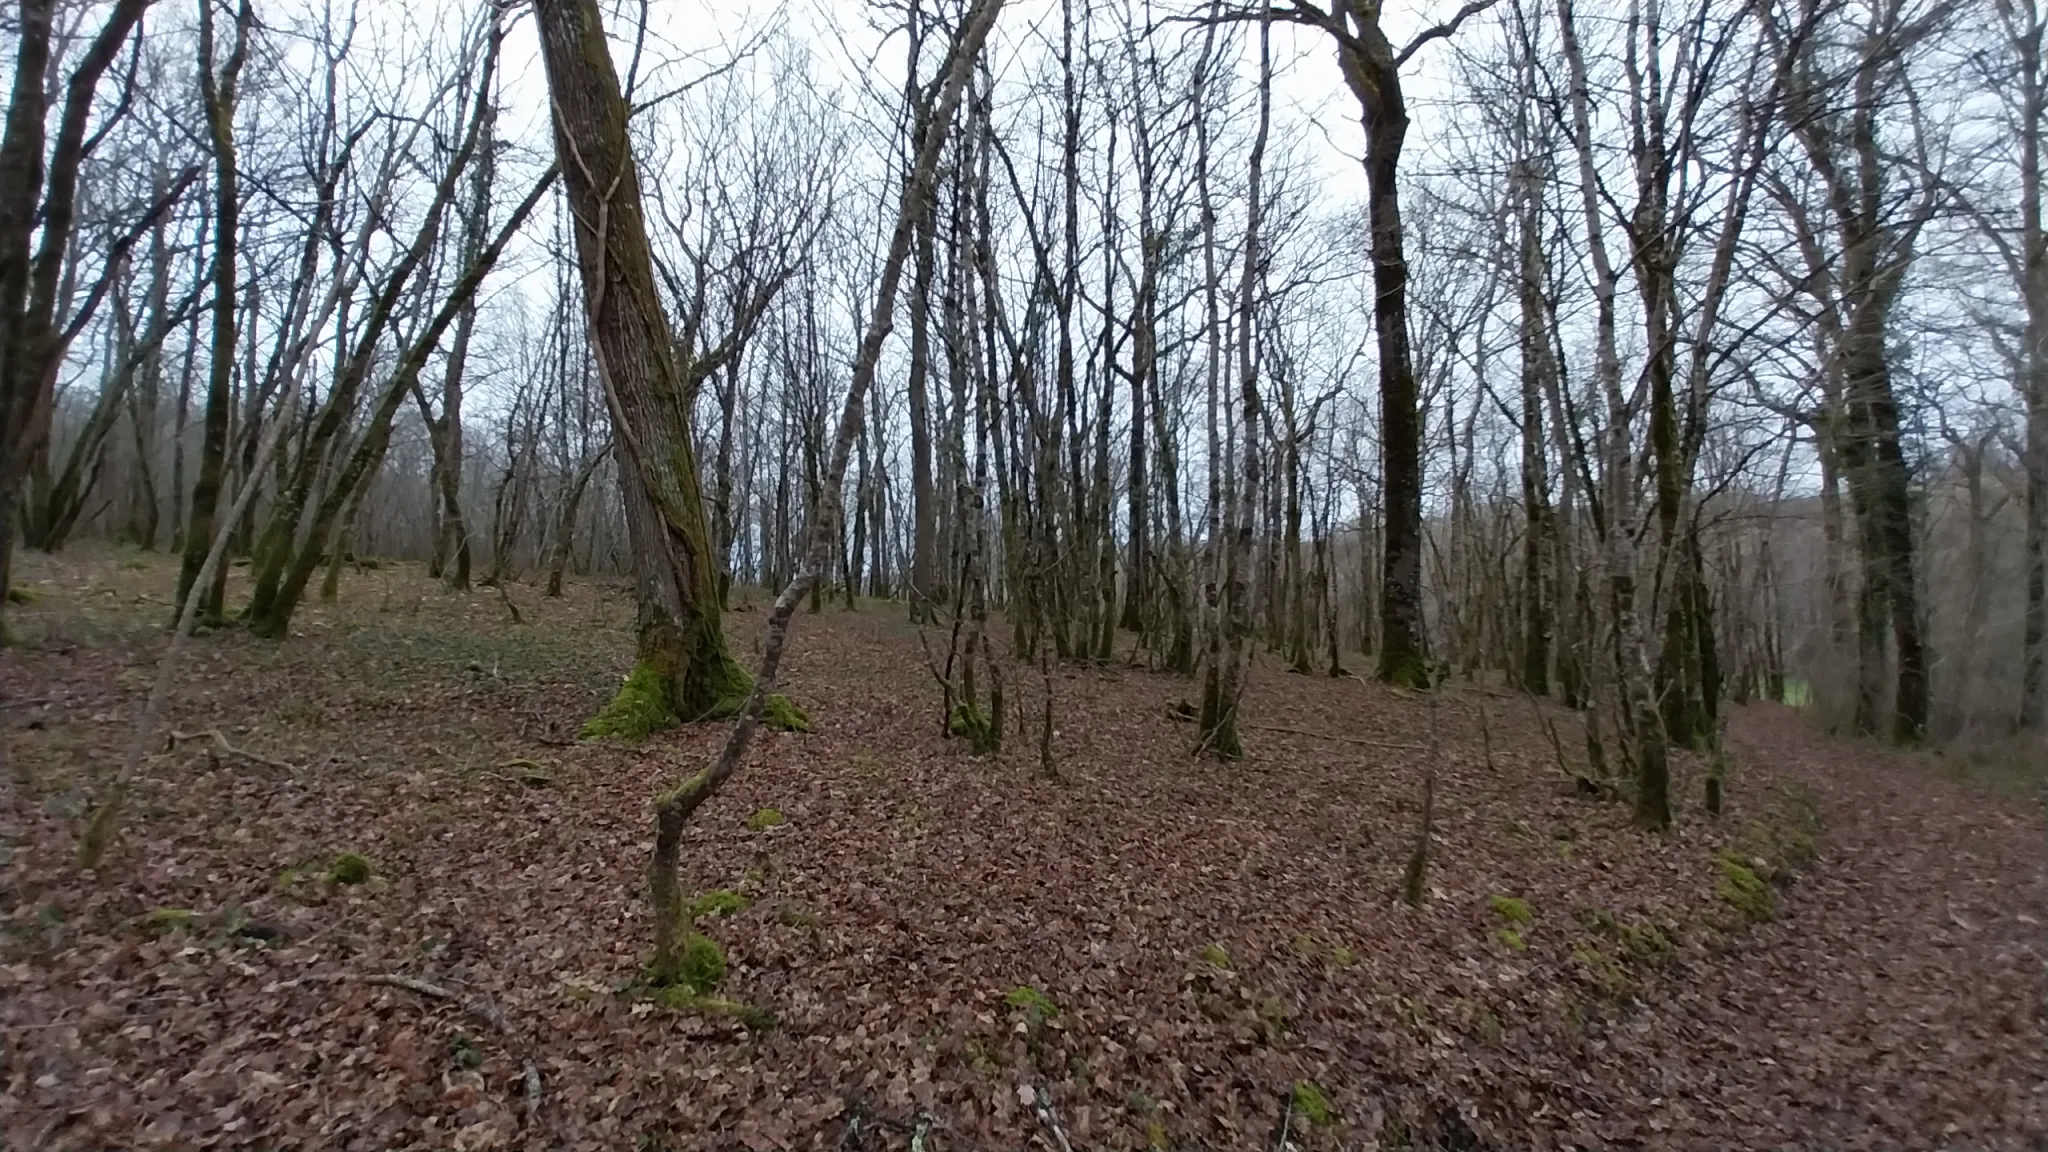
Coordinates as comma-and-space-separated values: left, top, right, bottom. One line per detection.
1290, 1081, 1338, 1128
1474, 1007, 1504, 1046
1376, 645, 1437, 691
327, 852, 374, 886
275, 863, 321, 901
1494, 928, 1527, 952
758, 693, 808, 732
1716, 851, 1775, 923
745, 807, 785, 831
583, 660, 678, 739
673, 931, 726, 992
1256, 994, 1291, 1042
1197, 942, 1232, 969
1774, 825, 1819, 870
638, 986, 774, 1031
1005, 985, 1059, 1020
947, 700, 1000, 753
1579, 908, 1676, 967
141, 908, 197, 936
1572, 943, 1635, 1000
1489, 895, 1533, 925
690, 889, 749, 919
654, 769, 711, 810
7, 585, 39, 605
964, 1036, 1002, 1073
1619, 919, 1674, 965
1145, 1119, 1169, 1149
1327, 945, 1357, 968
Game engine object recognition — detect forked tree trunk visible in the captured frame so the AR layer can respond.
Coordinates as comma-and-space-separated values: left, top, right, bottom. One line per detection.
1204, 7, 1270, 762
1560, 0, 1670, 829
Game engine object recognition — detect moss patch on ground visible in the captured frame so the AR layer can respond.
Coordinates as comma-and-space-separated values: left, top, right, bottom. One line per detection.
1716, 851, 1775, 923
1489, 895, 1533, 925
689, 889, 749, 919
327, 852, 374, 886
1290, 1081, 1338, 1128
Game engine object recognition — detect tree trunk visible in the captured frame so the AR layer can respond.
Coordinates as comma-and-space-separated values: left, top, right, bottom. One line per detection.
1516, 155, 1552, 696
1330, 0, 1432, 689
176, 0, 255, 624
0, 0, 157, 633
634, 0, 1002, 985
531, 0, 785, 737
1560, 0, 1669, 828
906, 77, 939, 622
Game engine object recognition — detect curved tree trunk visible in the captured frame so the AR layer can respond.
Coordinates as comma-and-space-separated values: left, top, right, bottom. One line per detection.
531, 0, 767, 737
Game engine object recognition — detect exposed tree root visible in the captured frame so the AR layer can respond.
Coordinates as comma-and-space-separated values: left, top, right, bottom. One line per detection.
168, 728, 301, 774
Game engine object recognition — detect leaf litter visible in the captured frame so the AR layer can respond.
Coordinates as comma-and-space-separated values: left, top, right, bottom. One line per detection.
1, 549, 2041, 1150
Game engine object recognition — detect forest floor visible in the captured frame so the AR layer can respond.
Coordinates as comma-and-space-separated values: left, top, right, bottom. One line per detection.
1, 547, 2043, 1152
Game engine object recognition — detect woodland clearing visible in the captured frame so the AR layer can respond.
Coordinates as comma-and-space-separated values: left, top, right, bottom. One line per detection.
2, 549, 2043, 1151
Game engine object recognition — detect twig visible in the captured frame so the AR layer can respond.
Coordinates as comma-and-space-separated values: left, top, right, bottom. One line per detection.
1242, 722, 1425, 752
1034, 1085, 1074, 1152
168, 729, 301, 774
494, 579, 524, 625
523, 1059, 542, 1127
263, 971, 536, 1121
1273, 1090, 1295, 1152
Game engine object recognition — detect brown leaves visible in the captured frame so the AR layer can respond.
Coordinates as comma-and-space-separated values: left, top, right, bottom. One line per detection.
2, 556, 2044, 1149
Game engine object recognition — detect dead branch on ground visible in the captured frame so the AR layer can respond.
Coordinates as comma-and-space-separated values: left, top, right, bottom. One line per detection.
262, 971, 541, 1126
168, 729, 301, 774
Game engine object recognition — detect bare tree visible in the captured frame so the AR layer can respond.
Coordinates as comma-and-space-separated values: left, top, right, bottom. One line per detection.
0, 0, 167, 635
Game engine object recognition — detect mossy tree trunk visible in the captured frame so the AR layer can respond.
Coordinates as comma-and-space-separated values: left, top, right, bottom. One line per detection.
531, 0, 794, 739
175, 0, 256, 625
245, 125, 555, 638
532, 0, 1006, 985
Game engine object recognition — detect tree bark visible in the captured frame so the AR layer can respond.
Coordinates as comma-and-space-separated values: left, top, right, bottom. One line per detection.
0, 0, 158, 633
635, 0, 1004, 985
1329, 0, 1435, 689
176, 0, 255, 624
531, 0, 795, 737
